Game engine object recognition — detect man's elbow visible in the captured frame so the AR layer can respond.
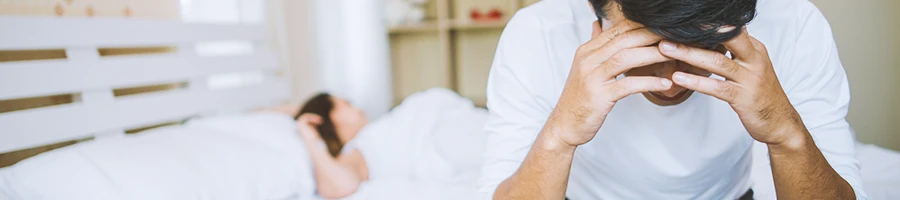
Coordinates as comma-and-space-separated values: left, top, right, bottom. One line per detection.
317, 182, 360, 199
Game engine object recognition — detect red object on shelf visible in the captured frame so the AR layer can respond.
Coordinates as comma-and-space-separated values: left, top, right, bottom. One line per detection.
470, 8, 483, 21
487, 8, 504, 20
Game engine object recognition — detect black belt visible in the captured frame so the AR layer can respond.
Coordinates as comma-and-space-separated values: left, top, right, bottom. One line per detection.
564, 189, 754, 200
738, 189, 754, 200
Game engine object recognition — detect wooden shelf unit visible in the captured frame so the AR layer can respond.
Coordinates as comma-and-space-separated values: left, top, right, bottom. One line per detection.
388, 0, 540, 107
388, 20, 442, 34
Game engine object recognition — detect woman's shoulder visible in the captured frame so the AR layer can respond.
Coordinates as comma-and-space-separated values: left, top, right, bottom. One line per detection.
337, 148, 369, 181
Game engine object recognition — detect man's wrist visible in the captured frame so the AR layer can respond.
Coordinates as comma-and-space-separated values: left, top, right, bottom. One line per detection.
539, 117, 578, 154
766, 122, 812, 155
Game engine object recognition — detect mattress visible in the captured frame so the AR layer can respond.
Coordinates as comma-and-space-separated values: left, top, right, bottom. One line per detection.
342, 180, 479, 200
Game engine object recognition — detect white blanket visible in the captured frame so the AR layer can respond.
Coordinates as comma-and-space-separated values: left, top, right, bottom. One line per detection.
857, 143, 900, 200
0, 88, 489, 200
342, 88, 489, 199
0, 113, 314, 200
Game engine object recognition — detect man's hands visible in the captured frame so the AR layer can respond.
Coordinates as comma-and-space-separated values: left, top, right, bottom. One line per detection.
553, 21, 808, 150
550, 21, 674, 147
659, 28, 857, 199
659, 28, 807, 150
501, 20, 855, 200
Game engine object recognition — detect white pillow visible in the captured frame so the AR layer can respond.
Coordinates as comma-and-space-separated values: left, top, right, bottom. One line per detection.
185, 112, 316, 198
0, 112, 314, 200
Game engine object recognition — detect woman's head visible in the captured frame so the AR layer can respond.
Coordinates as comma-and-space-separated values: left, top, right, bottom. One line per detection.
295, 93, 368, 157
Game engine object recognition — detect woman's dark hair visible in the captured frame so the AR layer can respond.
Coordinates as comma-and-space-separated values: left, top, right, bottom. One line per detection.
589, 0, 757, 48
295, 93, 343, 157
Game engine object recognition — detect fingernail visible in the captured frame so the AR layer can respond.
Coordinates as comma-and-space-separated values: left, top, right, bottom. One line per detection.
660, 79, 672, 88
672, 73, 690, 84
661, 41, 677, 52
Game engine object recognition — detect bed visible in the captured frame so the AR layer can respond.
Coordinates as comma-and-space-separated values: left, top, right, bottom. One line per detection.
0, 16, 298, 199
0, 16, 488, 200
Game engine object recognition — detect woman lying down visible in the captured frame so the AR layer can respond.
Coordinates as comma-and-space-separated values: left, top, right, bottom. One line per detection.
0, 88, 486, 200
288, 88, 488, 198
293, 93, 369, 198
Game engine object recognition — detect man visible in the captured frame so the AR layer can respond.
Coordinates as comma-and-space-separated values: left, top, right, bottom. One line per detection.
480, 0, 867, 199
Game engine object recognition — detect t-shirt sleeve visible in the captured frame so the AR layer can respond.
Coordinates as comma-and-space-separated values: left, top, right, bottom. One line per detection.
477, 8, 558, 200
777, 2, 867, 199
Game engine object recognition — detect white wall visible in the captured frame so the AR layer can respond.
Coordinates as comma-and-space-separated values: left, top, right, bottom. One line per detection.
268, 0, 393, 118
810, 0, 900, 150
312, 0, 393, 119
266, 0, 322, 104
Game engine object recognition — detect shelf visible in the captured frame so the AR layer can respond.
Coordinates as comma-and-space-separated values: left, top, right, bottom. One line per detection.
389, 0, 519, 106
388, 21, 441, 34
388, 18, 509, 34
451, 19, 509, 31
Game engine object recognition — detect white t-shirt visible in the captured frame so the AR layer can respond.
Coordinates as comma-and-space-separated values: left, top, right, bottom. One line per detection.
478, 0, 867, 199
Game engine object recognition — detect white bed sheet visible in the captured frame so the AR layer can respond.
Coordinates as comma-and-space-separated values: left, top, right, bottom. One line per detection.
0, 113, 315, 200
346, 88, 488, 183
0, 88, 490, 200
322, 88, 488, 199
857, 143, 900, 200
337, 180, 479, 200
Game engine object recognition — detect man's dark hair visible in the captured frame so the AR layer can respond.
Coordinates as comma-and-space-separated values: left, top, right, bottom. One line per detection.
296, 93, 343, 157
590, 0, 757, 48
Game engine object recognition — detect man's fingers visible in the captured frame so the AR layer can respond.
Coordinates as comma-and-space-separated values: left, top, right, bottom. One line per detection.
600, 29, 663, 54
581, 20, 644, 51
722, 28, 758, 61
659, 41, 747, 81
671, 72, 740, 102
577, 29, 664, 72
603, 76, 673, 102
589, 47, 673, 79
601, 20, 644, 40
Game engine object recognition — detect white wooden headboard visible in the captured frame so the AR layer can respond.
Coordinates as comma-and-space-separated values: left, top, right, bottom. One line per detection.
0, 16, 289, 154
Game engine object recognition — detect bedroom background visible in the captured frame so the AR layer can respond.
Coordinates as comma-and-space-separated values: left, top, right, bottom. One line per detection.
276, 0, 900, 150
0, 0, 897, 168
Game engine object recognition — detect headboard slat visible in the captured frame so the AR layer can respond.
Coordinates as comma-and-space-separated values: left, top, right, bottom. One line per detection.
0, 17, 265, 50
0, 78, 289, 153
0, 16, 290, 155
0, 103, 114, 154
0, 51, 278, 100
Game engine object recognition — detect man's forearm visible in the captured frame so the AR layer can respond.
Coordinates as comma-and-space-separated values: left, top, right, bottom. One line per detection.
768, 126, 855, 199
494, 120, 577, 199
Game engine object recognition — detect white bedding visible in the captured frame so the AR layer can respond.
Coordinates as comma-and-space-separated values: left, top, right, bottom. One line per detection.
337, 88, 489, 199
348, 88, 487, 183
0, 88, 489, 200
857, 143, 900, 200
0, 113, 315, 200
346, 180, 479, 200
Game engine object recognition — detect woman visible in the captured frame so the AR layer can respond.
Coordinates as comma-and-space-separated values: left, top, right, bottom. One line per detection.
291, 89, 490, 198
293, 93, 370, 198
